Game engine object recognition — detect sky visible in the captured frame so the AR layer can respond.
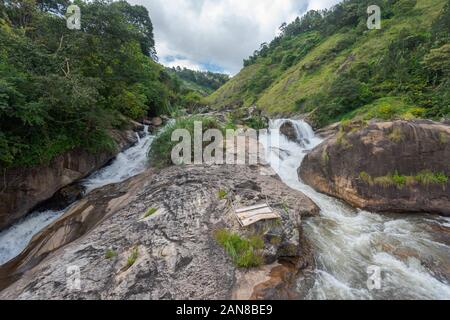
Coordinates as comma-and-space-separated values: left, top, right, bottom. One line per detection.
129, 0, 342, 75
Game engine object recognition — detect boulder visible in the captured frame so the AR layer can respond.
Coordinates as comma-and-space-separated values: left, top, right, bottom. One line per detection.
0, 162, 319, 299
0, 129, 138, 230
151, 117, 163, 127
280, 121, 298, 142
35, 184, 86, 212
299, 120, 450, 216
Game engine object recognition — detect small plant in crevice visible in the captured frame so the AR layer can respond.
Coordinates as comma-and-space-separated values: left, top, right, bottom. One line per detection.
143, 207, 158, 219
214, 229, 264, 268
126, 247, 139, 269
217, 189, 228, 200
105, 249, 118, 259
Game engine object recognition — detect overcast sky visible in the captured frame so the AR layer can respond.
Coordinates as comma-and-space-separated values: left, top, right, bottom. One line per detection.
129, 0, 341, 75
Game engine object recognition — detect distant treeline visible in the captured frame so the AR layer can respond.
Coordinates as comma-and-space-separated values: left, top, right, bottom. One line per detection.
168, 67, 230, 94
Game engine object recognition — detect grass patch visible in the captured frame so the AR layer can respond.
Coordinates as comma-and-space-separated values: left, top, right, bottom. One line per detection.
415, 170, 448, 186
148, 116, 224, 168
126, 247, 139, 269
360, 170, 448, 188
214, 229, 264, 268
143, 207, 157, 219
105, 249, 118, 259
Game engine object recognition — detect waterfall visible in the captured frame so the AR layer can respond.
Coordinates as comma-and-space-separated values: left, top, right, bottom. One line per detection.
260, 119, 450, 300
0, 125, 155, 265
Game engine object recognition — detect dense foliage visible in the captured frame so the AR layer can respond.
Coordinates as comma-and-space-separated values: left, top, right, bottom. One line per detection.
167, 67, 229, 95
0, 0, 180, 168
210, 0, 450, 127
148, 116, 223, 168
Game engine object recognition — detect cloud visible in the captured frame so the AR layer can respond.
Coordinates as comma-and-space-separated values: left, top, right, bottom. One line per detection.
129, 0, 342, 74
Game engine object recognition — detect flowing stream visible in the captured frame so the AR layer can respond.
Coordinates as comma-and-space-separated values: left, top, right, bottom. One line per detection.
261, 119, 450, 300
0, 126, 155, 265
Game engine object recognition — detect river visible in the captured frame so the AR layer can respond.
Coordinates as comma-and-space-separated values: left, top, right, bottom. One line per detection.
1, 119, 449, 299
261, 119, 450, 300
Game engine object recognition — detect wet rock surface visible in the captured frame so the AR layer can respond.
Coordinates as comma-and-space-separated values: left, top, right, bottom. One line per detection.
0, 127, 141, 231
0, 162, 319, 300
299, 120, 450, 216
280, 121, 298, 142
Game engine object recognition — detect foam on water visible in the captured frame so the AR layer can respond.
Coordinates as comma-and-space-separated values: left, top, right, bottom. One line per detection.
260, 119, 450, 300
0, 126, 155, 265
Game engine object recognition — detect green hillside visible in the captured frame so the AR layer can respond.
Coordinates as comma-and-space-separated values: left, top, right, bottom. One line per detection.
208, 0, 449, 128
167, 67, 229, 96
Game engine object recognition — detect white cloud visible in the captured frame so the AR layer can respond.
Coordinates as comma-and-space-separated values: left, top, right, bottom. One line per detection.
129, 0, 341, 74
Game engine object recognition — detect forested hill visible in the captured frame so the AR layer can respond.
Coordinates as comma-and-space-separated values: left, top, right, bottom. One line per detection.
207, 0, 450, 128
0, 0, 186, 168
167, 67, 230, 96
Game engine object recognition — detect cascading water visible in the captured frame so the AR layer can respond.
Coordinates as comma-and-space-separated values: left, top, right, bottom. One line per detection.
261, 119, 450, 300
0, 126, 155, 265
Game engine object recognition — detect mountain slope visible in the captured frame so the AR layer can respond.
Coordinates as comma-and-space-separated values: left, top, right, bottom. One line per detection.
167, 67, 229, 96
208, 0, 449, 127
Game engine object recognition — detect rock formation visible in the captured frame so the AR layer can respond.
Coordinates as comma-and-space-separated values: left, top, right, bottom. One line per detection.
0, 160, 319, 299
0, 125, 142, 230
299, 120, 450, 216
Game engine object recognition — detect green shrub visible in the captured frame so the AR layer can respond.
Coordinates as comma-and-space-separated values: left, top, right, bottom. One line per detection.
415, 171, 448, 186
105, 249, 118, 259
214, 229, 264, 268
244, 115, 268, 130
148, 116, 223, 168
217, 189, 228, 200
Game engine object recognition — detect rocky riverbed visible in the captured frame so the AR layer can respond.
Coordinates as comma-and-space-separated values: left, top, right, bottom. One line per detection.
0, 157, 319, 299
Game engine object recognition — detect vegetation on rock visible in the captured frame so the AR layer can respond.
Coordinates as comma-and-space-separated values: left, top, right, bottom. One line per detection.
214, 229, 264, 268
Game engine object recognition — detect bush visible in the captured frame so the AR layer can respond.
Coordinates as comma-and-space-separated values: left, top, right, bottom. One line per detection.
148, 116, 223, 168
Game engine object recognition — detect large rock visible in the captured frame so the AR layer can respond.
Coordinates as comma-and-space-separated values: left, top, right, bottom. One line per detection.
0, 129, 140, 230
0, 162, 319, 300
299, 120, 450, 216
280, 121, 298, 142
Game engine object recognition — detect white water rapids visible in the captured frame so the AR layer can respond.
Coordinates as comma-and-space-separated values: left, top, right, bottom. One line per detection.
260, 119, 450, 300
0, 119, 449, 299
0, 126, 155, 265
